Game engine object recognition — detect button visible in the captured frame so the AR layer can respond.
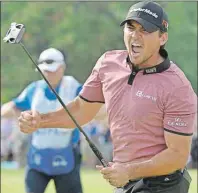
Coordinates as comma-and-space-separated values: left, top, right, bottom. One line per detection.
132, 72, 136, 75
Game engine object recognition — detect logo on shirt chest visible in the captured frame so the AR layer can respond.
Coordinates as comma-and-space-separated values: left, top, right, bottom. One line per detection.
136, 90, 157, 102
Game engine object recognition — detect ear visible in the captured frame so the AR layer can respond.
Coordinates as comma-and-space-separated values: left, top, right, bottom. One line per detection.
160, 32, 168, 46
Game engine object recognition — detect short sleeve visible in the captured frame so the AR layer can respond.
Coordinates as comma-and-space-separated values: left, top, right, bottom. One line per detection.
79, 54, 105, 103
12, 82, 36, 111
164, 84, 197, 136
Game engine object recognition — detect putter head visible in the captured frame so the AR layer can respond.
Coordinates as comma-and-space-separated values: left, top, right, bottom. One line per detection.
3, 22, 25, 44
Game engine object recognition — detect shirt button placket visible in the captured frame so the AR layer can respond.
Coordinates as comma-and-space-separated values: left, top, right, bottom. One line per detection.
128, 71, 137, 85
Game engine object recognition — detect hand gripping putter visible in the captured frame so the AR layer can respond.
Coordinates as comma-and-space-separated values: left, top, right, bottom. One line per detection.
3, 22, 109, 168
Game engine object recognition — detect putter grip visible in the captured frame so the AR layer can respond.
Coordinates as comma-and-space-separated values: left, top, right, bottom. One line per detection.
88, 142, 109, 167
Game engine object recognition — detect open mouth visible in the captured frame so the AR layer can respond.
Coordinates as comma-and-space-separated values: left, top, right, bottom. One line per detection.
131, 44, 142, 54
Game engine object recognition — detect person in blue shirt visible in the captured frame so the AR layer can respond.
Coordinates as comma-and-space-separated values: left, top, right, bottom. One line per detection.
1, 48, 83, 193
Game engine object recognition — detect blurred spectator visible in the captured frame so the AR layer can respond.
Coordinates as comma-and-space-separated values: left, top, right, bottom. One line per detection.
187, 119, 197, 169
94, 105, 113, 163
1, 117, 14, 160
99, 129, 113, 163
1, 116, 29, 168
1, 48, 86, 193
190, 135, 198, 168
81, 105, 112, 168
81, 121, 102, 169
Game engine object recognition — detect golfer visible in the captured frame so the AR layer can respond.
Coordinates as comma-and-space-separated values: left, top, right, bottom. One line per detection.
2, 48, 83, 193
18, 2, 197, 193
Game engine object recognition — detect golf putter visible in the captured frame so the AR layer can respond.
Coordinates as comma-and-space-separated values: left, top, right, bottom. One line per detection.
3, 22, 109, 168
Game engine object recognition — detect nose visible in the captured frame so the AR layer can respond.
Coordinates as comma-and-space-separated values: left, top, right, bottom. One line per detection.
131, 30, 141, 39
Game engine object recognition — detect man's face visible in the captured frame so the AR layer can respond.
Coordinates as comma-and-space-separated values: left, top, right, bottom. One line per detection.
124, 20, 166, 67
42, 65, 65, 85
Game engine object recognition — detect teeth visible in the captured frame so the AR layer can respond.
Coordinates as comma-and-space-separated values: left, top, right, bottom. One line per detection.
132, 43, 141, 47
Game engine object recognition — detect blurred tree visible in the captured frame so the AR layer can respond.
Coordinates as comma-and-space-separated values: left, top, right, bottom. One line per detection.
1, 2, 197, 103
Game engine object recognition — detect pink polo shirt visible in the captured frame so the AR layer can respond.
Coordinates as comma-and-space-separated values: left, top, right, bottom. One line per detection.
79, 49, 197, 163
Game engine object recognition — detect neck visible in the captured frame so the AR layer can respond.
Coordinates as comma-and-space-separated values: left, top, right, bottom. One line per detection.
50, 78, 62, 89
132, 52, 165, 70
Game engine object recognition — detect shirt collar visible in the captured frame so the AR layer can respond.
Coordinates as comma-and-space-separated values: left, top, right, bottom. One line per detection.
126, 49, 171, 74
44, 79, 62, 100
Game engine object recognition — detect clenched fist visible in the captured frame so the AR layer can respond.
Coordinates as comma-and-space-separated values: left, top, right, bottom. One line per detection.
18, 110, 41, 133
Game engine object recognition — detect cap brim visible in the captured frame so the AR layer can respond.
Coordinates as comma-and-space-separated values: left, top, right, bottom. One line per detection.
120, 17, 159, 33
35, 62, 63, 72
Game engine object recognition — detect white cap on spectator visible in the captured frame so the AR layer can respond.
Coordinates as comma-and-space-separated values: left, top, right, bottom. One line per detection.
36, 48, 66, 72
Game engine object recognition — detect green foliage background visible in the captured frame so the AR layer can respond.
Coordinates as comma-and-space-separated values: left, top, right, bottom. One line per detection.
1, 1, 197, 103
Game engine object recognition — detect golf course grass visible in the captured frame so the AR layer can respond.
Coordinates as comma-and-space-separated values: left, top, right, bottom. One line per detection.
1, 168, 197, 193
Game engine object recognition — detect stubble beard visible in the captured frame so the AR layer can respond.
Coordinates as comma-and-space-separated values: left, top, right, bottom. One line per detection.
129, 49, 156, 69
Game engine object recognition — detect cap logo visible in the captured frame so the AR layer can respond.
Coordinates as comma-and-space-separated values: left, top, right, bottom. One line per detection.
130, 8, 158, 18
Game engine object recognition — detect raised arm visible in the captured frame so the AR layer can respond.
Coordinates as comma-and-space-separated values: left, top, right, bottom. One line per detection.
18, 96, 103, 133
19, 54, 106, 133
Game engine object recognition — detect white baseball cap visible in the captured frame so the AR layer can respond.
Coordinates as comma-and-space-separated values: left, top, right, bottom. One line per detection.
36, 48, 66, 72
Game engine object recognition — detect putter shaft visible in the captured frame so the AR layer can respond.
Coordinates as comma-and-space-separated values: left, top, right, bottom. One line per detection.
19, 42, 109, 167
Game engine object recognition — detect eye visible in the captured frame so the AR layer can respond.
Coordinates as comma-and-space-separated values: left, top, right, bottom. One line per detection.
125, 25, 136, 33
140, 28, 149, 34
127, 25, 135, 30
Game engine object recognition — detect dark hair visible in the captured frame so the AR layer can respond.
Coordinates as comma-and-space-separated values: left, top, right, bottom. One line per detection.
160, 44, 166, 50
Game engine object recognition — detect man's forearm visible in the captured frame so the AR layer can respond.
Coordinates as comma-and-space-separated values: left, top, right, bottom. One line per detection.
39, 99, 91, 129
40, 109, 79, 128
127, 148, 188, 180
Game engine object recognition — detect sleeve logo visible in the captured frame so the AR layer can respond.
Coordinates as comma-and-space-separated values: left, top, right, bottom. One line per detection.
167, 118, 187, 127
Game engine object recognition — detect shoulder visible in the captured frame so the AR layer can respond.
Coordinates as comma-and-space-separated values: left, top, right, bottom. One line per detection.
103, 50, 128, 61
163, 61, 196, 97
166, 61, 192, 88
23, 81, 38, 93
96, 50, 127, 70
25, 80, 48, 93
159, 61, 193, 90
34, 79, 46, 88
13, 81, 37, 102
